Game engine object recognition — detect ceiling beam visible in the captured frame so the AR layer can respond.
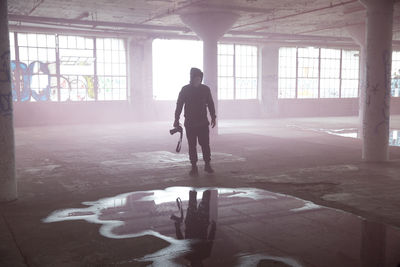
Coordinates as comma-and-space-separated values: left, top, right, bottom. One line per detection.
232, 0, 358, 31
8, 14, 190, 32
138, 0, 205, 24
194, 3, 274, 13
227, 30, 355, 43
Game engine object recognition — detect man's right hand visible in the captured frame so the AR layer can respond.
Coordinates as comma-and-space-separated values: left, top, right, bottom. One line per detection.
173, 120, 180, 128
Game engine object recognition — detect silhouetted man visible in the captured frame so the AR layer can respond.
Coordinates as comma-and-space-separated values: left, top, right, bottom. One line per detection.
174, 68, 216, 176
170, 190, 217, 266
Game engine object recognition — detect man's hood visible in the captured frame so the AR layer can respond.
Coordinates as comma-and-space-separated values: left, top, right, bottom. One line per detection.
190, 67, 203, 84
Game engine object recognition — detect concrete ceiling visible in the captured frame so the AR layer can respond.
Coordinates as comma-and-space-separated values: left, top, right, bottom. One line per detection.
6, 0, 400, 45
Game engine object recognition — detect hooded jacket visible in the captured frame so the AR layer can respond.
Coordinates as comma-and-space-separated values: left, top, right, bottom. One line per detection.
175, 68, 216, 127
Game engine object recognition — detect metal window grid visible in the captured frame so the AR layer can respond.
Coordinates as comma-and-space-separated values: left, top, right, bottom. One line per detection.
9, 32, 128, 102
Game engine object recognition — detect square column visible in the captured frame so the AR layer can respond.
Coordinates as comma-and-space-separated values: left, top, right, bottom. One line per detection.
261, 44, 279, 117
0, 0, 17, 202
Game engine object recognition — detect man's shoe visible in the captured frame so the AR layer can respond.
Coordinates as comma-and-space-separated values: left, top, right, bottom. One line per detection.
204, 163, 214, 173
189, 165, 198, 176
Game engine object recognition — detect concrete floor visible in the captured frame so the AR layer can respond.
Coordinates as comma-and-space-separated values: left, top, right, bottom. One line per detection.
2, 116, 400, 266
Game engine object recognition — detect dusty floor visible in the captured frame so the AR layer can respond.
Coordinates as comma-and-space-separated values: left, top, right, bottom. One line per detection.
1, 116, 400, 266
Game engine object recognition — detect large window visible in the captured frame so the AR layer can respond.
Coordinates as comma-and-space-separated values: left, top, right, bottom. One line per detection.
152, 39, 203, 100
278, 47, 360, 99
9, 33, 127, 102
218, 44, 258, 100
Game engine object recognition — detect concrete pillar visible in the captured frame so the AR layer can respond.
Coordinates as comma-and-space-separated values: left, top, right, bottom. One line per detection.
0, 0, 17, 202
202, 37, 218, 123
128, 37, 154, 120
360, 0, 394, 161
180, 11, 239, 133
345, 24, 366, 134
261, 44, 279, 117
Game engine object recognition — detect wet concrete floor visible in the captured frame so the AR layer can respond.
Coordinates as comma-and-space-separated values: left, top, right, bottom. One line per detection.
2, 116, 400, 266
296, 127, 400, 147
42, 187, 400, 267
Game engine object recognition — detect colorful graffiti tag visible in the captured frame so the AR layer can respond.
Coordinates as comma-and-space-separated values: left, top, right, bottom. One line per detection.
11, 60, 52, 101
10, 60, 95, 102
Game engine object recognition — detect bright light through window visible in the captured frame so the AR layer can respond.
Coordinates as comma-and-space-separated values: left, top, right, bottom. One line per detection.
152, 39, 203, 100
392, 51, 400, 97
218, 44, 258, 100
278, 47, 359, 99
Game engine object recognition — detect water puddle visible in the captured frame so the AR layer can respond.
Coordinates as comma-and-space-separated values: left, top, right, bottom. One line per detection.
325, 129, 400, 147
289, 125, 400, 147
43, 187, 400, 266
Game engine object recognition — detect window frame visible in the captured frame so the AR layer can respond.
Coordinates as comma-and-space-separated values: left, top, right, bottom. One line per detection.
9, 32, 128, 102
278, 46, 360, 99
218, 43, 259, 100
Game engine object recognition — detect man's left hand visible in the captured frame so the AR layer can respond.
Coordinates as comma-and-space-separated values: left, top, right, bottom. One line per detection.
211, 119, 216, 128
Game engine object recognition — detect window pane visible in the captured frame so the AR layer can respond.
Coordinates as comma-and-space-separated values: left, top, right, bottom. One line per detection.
236, 77, 257, 99
341, 50, 359, 98
320, 48, 340, 79
218, 44, 234, 100
298, 78, 318, 98
14, 33, 58, 102
59, 35, 95, 101
278, 78, 296, 99
341, 79, 359, 98
298, 47, 319, 78
278, 47, 297, 98
235, 44, 258, 99
320, 78, 339, 98
96, 37, 128, 101
218, 76, 234, 100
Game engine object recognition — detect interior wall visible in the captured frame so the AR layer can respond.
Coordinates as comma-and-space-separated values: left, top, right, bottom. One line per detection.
13, 101, 133, 127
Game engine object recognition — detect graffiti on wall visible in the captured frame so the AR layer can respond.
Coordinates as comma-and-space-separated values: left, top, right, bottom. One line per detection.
10, 60, 95, 102
0, 51, 11, 83
0, 51, 12, 116
0, 92, 13, 116
11, 60, 52, 101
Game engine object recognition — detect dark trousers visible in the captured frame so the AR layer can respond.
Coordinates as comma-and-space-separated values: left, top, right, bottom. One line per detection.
185, 125, 211, 165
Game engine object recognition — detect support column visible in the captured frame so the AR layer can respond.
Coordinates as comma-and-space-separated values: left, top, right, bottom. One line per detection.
360, 0, 394, 161
0, 0, 17, 202
180, 11, 239, 133
261, 44, 279, 117
129, 37, 154, 120
202, 37, 218, 123
345, 24, 366, 134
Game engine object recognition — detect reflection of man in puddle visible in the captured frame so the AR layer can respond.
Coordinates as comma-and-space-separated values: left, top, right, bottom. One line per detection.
171, 190, 217, 266
174, 67, 217, 176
